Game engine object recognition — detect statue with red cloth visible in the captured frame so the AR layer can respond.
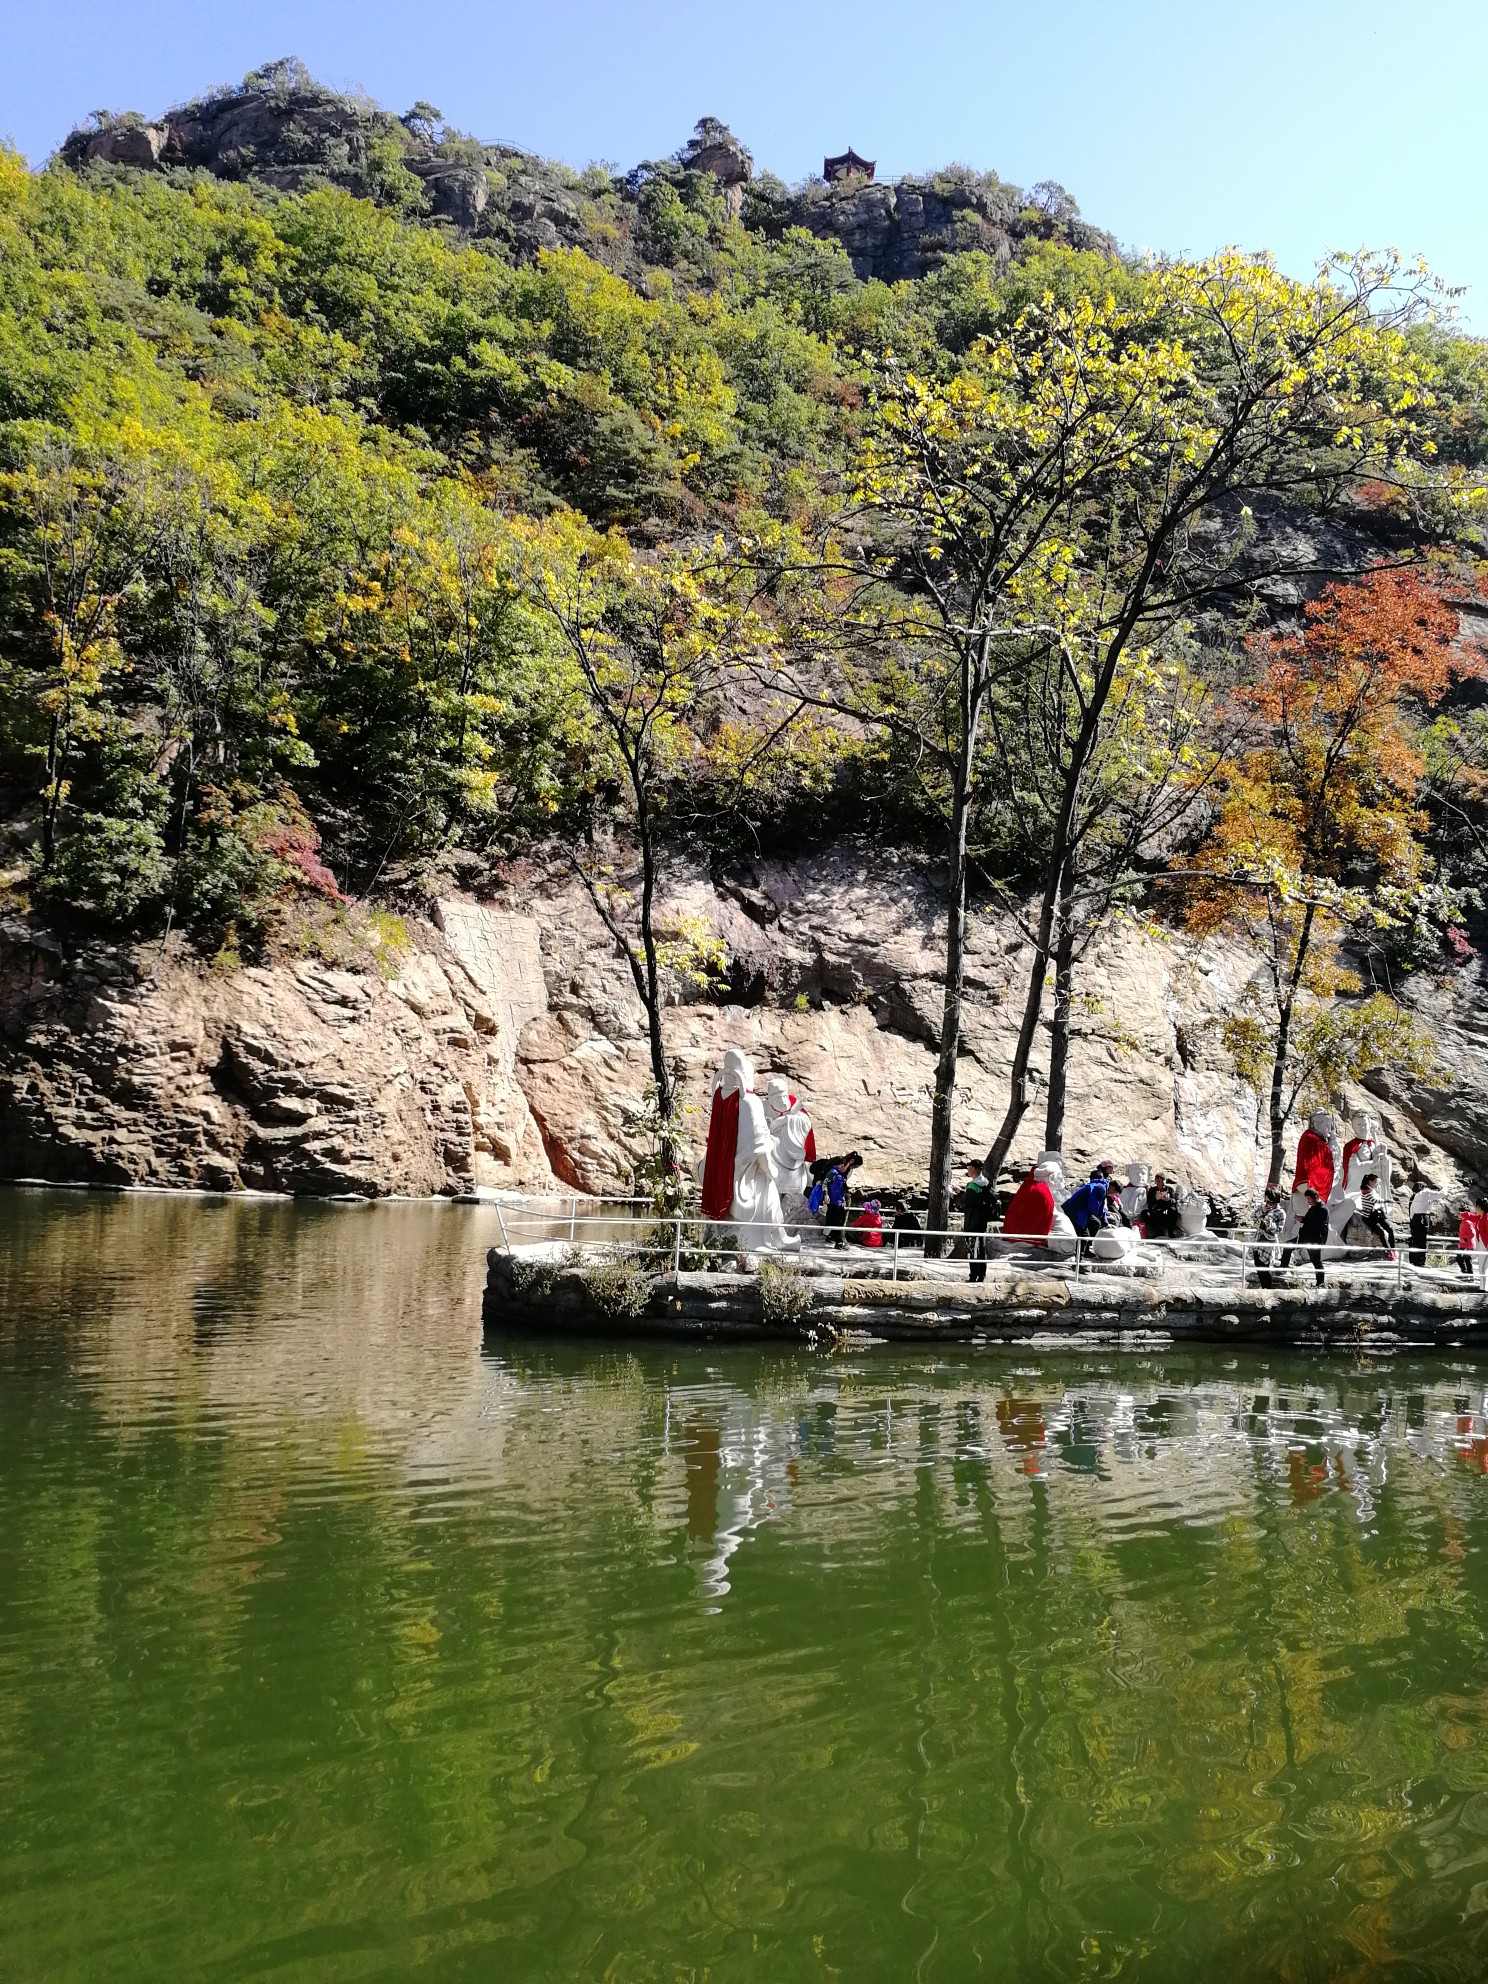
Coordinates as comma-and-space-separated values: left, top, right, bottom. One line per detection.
1292, 1109, 1339, 1198
1330, 1108, 1393, 1242
1003, 1158, 1060, 1243
700, 1048, 798, 1251
1287, 1108, 1339, 1242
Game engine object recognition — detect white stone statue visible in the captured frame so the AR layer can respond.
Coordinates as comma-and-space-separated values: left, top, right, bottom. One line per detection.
762, 1075, 816, 1212
1092, 1223, 1140, 1265
1330, 1108, 1393, 1245
1341, 1110, 1391, 1199
701, 1049, 798, 1252
1046, 1207, 1078, 1260
1119, 1163, 1150, 1221
1036, 1150, 1068, 1197
1179, 1190, 1211, 1239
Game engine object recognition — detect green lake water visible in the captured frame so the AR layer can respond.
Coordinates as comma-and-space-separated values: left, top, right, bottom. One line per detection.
6, 1188, 1488, 1980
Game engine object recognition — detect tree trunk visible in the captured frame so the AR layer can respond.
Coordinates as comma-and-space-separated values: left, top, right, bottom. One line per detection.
1043, 871, 1077, 1152
635, 804, 676, 1161
982, 871, 1061, 1185
925, 779, 973, 1256
1265, 1002, 1292, 1190
985, 519, 1176, 1184
1265, 901, 1316, 1188
40, 711, 62, 869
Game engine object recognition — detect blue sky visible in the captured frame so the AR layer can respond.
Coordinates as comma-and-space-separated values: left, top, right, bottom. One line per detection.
6, 0, 1485, 330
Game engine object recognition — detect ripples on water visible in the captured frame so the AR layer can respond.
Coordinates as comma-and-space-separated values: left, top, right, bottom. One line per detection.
5, 1188, 1488, 1980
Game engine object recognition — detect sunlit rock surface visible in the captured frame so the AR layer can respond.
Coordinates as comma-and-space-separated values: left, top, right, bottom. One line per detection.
3, 842, 1484, 1201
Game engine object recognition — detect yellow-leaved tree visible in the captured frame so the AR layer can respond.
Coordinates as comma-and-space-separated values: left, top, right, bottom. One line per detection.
782, 249, 1476, 1230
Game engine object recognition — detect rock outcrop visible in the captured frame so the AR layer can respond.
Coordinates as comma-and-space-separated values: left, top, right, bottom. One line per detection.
680, 118, 753, 218
64, 79, 406, 189
57, 74, 583, 239
778, 172, 1114, 283
4, 846, 1485, 1206
0, 913, 552, 1197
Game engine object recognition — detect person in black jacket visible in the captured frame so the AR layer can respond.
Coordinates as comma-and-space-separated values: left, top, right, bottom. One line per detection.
890, 1201, 924, 1250
963, 1161, 994, 1282
1143, 1173, 1180, 1240
1284, 1187, 1331, 1287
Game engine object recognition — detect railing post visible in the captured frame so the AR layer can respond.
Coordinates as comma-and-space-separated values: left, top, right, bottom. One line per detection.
673, 1211, 683, 1276
568, 1195, 577, 1244
892, 1228, 901, 1282
1237, 1233, 1246, 1287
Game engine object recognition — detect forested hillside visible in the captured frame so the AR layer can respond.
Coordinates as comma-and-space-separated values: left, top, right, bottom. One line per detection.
4, 74, 1094, 900
5, 60, 1488, 1211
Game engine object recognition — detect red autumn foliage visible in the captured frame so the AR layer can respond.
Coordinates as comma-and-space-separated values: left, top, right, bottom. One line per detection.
1189, 569, 1481, 910
260, 821, 347, 904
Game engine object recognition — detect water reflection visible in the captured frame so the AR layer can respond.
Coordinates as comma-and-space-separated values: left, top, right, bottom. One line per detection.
6, 1187, 1488, 1981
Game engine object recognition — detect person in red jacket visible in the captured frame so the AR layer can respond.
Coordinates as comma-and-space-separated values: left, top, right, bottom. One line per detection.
1459, 1205, 1479, 1279
1460, 1200, 1488, 1284
849, 1198, 884, 1247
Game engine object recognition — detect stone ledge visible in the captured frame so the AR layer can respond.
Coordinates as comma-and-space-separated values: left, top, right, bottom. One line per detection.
482, 1250, 1488, 1346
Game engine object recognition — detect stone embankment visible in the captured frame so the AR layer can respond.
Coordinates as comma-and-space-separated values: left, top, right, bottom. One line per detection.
4, 845, 1488, 1202
483, 1249, 1488, 1350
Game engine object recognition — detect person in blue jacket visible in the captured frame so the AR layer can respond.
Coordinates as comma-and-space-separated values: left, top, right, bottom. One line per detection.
1063, 1163, 1116, 1254
814, 1152, 862, 1249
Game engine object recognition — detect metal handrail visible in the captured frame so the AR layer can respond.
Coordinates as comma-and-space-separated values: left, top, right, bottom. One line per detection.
490, 1199, 1484, 1294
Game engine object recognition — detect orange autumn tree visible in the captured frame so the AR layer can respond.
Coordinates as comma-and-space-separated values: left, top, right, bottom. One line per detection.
1185, 569, 1479, 1186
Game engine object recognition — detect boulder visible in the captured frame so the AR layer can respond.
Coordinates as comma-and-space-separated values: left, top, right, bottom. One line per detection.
81, 123, 165, 168
680, 117, 753, 216
414, 162, 489, 230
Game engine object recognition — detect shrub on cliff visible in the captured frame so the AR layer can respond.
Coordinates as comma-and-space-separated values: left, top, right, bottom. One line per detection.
32, 814, 171, 925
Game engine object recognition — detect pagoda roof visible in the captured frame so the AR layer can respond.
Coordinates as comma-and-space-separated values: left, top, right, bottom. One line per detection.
823, 147, 875, 183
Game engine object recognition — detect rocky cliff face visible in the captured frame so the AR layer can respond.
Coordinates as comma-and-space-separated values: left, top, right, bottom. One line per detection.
773, 174, 1114, 282
4, 848, 1484, 1207
0, 909, 551, 1197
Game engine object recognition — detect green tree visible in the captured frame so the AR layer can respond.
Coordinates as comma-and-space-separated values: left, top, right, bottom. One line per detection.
518, 514, 757, 1166
0, 430, 156, 867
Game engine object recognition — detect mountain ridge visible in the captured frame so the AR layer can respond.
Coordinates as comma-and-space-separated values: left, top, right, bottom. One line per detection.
56, 55, 1117, 285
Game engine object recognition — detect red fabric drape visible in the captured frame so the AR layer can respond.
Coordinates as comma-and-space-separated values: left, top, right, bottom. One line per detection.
1293, 1129, 1335, 1197
1003, 1172, 1055, 1240
783, 1091, 817, 1163
701, 1088, 740, 1220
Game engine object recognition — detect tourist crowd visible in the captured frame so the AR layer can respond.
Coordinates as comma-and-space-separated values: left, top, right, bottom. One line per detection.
796, 1151, 1488, 1287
